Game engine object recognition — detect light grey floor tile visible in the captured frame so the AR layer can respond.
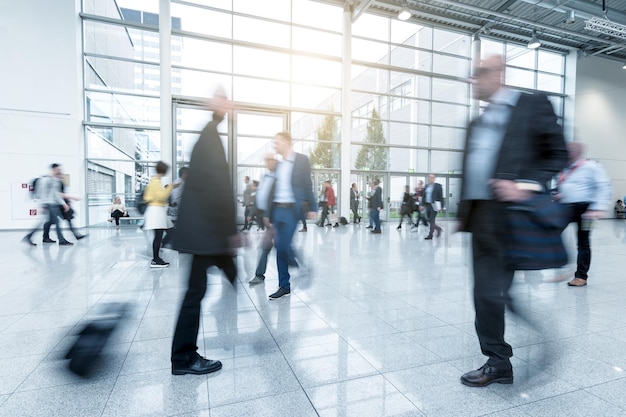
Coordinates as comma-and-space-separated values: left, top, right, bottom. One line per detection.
516, 390, 625, 417
102, 369, 209, 417
306, 374, 425, 417
210, 390, 318, 417
202, 325, 280, 360
206, 352, 302, 408
0, 378, 115, 417
584, 377, 626, 410
0, 327, 72, 359
282, 339, 378, 388
119, 337, 172, 375
0, 354, 46, 394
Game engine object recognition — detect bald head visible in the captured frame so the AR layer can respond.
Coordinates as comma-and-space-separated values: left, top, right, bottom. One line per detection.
472, 55, 504, 101
567, 142, 585, 163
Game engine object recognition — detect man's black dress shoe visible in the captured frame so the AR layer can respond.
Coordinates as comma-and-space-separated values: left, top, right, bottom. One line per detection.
43, 238, 56, 243
461, 363, 513, 387
172, 354, 222, 375
424, 236, 433, 240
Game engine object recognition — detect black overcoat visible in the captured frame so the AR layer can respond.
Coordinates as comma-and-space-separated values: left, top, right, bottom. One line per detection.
173, 115, 236, 255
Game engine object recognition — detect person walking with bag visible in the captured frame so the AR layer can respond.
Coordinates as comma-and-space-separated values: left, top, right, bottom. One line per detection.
457, 55, 568, 387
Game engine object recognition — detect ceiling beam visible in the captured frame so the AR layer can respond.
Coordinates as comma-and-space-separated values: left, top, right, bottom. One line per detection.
352, 0, 377, 22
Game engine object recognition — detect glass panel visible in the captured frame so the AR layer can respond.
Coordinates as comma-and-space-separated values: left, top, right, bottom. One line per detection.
391, 21, 432, 49
84, 0, 129, 18
238, 136, 273, 165
293, 27, 342, 57
292, 56, 341, 88
352, 66, 389, 93
432, 78, 468, 103
233, 0, 290, 21
352, 13, 389, 41
431, 103, 468, 128
291, 113, 341, 170
233, 16, 290, 48
389, 98, 427, 123
388, 122, 419, 146
86, 56, 160, 95
177, 69, 232, 97
176, 37, 232, 73
84, 20, 155, 62
506, 44, 536, 69
237, 113, 284, 136
86, 125, 159, 160
433, 28, 470, 56
172, 0, 231, 10
390, 46, 432, 71
292, 84, 340, 111
480, 39, 504, 59
233, 76, 289, 106
233, 46, 290, 80
389, 148, 429, 172
537, 73, 563, 94
352, 38, 389, 65
171, 3, 232, 38
431, 150, 463, 173
352, 144, 388, 171
292, 0, 342, 32
432, 54, 469, 77
505, 67, 535, 89
538, 50, 564, 74
176, 107, 212, 131
86, 91, 160, 126
431, 126, 465, 149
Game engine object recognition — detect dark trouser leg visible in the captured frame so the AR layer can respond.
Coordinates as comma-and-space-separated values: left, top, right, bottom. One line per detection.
48, 205, 68, 242
152, 229, 164, 261
171, 255, 211, 366
427, 204, 438, 237
470, 200, 514, 369
273, 206, 297, 290
372, 209, 381, 231
319, 203, 329, 225
43, 219, 52, 240
255, 245, 272, 276
112, 209, 123, 226
572, 203, 591, 279
243, 206, 251, 229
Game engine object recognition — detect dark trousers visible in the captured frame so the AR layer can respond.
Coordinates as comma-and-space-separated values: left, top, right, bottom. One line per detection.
318, 202, 329, 225
171, 254, 236, 366
569, 202, 591, 280
469, 200, 515, 370
271, 205, 298, 290
425, 203, 442, 237
255, 233, 296, 277
111, 209, 125, 226
42, 204, 68, 242
243, 205, 253, 229
152, 229, 166, 261
350, 202, 359, 223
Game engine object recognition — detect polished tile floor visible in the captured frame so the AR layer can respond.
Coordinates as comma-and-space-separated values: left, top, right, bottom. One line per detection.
2, 218, 626, 417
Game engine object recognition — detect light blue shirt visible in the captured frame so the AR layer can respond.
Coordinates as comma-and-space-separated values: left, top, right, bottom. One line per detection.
256, 172, 275, 212
464, 88, 521, 200
558, 158, 612, 211
273, 152, 296, 204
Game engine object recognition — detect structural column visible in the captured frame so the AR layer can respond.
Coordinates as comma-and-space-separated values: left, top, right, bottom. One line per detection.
340, 2, 353, 220
159, 0, 173, 180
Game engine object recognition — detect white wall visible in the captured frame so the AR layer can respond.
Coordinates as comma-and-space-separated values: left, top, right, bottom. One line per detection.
575, 56, 626, 204
0, 0, 84, 230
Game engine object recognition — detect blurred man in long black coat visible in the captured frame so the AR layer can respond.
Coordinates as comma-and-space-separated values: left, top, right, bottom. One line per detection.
170, 92, 237, 375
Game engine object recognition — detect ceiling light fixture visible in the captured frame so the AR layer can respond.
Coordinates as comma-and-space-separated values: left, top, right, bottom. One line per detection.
398, 6, 411, 21
527, 30, 541, 49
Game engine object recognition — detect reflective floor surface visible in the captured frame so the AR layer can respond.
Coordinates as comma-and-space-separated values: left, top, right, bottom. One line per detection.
2, 219, 626, 416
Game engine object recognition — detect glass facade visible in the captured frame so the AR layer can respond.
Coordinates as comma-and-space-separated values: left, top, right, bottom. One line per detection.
81, 0, 567, 225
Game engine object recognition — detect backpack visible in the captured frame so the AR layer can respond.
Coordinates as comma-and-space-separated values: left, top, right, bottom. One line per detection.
136, 189, 147, 214
30, 177, 41, 199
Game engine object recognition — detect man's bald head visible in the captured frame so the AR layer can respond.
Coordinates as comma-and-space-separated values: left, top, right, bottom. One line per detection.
471, 55, 504, 102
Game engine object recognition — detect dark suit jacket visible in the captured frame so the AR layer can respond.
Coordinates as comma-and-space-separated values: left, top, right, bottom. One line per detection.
370, 186, 383, 210
427, 183, 444, 208
173, 114, 236, 255
268, 152, 317, 218
458, 92, 568, 231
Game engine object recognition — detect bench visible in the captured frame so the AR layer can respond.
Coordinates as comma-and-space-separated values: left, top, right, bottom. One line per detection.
113, 207, 143, 227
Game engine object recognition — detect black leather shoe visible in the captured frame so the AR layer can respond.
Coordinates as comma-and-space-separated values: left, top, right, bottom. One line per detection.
43, 238, 56, 243
75, 234, 87, 240
172, 355, 222, 375
424, 236, 433, 240
461, 364, 513, 387
59, 240, 74, 246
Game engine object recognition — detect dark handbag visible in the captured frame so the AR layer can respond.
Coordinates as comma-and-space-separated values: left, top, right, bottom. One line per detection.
504, 193, 571, 270
61, 205, 75, 220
